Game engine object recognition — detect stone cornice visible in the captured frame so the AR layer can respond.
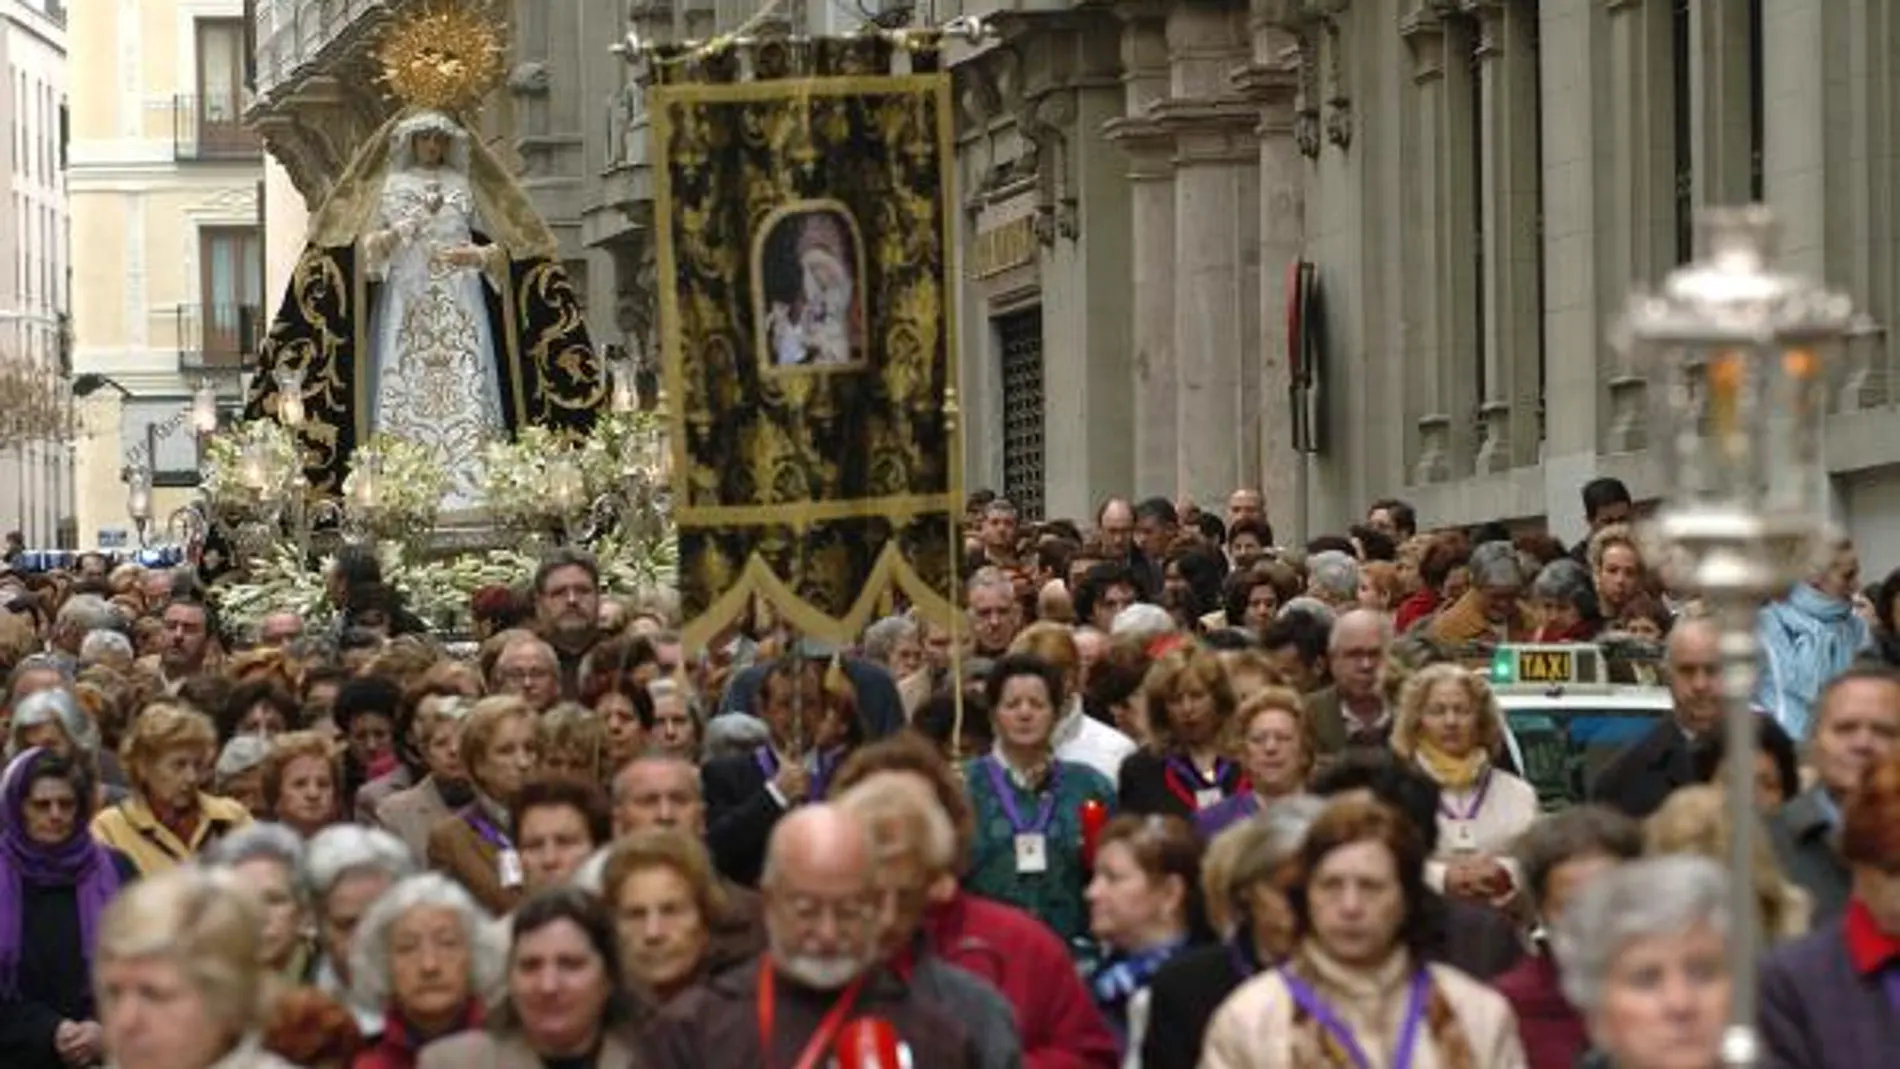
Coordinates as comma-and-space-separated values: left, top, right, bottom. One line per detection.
1230, 60, 1298, 102
1151, 96, 1261, 162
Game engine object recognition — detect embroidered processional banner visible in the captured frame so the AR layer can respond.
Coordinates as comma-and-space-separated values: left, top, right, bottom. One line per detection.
650, 39, 959, 649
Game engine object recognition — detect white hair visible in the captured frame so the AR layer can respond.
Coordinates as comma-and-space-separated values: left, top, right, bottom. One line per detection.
860, 615, 918, 665
56, 594, 120, 636
214, 734, 272, 783
78, 629, 134, 665
703, 712, 771, 763
1328, 608, 1394, 652
835, 771, 957, 874
302, 825, 417, 904
1110, 602, 1176, 639
1553, 854, 1730, 1016
8, 688, 97, 759
347, 873, 504, 1012
1306, 550, 1360, 601
200, 823, 308, 902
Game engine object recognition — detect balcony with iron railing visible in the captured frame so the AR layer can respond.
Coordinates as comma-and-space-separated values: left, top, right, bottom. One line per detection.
175, 95, 262, 161
175, 303, 262, 374
251, 0, 397, 102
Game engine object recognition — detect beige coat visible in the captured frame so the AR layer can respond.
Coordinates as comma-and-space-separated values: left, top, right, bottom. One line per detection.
377, 776, 455, 861
1424, 767, 1540, 900
1200, 947, 1527, 1069
416, 1026, 643, 1069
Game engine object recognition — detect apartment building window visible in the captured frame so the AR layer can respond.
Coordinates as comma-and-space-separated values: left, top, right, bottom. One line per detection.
194, 19, 251, 156
199, 227, 262, 367
1672, 0, 1691, 264
996, 308, 1046, 523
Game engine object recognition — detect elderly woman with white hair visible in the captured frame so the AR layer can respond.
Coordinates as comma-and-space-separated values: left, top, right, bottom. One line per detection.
1553, 855, 1731, 1069
200, 823, 317, 983
77, 630, 134, 672
6, 689, 113, 803
303, 824, 418, 1039
1305, 550, 1361, 610
1529, 559, 1603, 643
349, 874, 502, 1069
94, 867, 297, 1069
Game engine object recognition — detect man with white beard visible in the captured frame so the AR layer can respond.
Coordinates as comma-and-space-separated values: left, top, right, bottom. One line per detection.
642, 804, 983, 1069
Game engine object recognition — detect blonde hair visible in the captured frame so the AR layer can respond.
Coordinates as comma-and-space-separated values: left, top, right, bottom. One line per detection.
1390, 663, 1504, 759
261, 730, 339, 814
836, 770, 958, 874
1644, 785, 1810, 941
95, 867, 268, 1037
457, 694, 537, 773
120, 702, 218, 794
1141, 648, 1238, 753
1009, 622, 1080, 682
538, 701, 606, 775
1235, 687, 1319, 779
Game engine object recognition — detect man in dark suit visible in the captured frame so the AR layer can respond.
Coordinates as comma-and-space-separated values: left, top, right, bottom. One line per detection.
1592, 617, 1722, 819
1770, 664, 1900, 922
705, 658, 858, 886
1307, 609, 1395, 758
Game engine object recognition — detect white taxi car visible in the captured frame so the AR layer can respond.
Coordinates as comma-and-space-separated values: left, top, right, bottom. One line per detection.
1482, 642, 1673, 810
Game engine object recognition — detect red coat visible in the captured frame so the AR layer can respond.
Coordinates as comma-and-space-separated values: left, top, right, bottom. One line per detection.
1492, 951, 1587, 1069
922, 892, 1119, 1069
351, 1004, 484, 1069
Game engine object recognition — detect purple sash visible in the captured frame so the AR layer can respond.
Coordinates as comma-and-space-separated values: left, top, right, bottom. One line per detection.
1437, 766, 1494, 822
1279, 966, 1430, 1069
755, 746, 841, 800
981, 755, 1061, 835
1885, 970, 1900, 1013
460, 806, 513, 851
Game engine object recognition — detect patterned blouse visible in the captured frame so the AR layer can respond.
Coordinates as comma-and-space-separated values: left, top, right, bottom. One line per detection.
960, 754, 1116, 962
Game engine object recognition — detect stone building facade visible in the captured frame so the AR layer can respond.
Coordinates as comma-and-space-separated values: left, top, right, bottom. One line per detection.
245, 0, 1900, 564
951, 0, 1900, 564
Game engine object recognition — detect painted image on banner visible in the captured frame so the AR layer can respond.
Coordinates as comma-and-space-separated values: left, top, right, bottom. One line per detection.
754, 202, 868, 372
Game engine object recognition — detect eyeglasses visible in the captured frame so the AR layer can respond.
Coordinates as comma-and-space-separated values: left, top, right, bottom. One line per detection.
498, 665, 557, 684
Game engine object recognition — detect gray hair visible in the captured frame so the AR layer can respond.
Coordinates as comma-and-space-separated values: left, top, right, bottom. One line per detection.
1468, 540, 1525, 589
302, 825, 417, 905
1278, 596, 1337, 629
1306, 550, 1360, 602
1512, 805, 1642, 913
347, 873, 504, 1013
9, 688, 98, 759
1553, 854, 1730, 1016
214, 734, 272, 782
966, 566, 1015, 604
200, 823, 308, 901
58, 595, 121, 636
1328, 607, 1393, 652
860, 615, 918, 666
78, 629, 134, 665
703, 713, 771, 763
1221, 795, 1325, 920
1529, 559, 1599, 618
1110, 602, 1177, 639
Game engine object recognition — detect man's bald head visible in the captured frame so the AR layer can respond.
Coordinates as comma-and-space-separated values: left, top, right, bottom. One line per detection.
762, 803, 873, 896
1330, 608, 1392, 652
760, 804, 881, 988
1666, 616, 1722, 734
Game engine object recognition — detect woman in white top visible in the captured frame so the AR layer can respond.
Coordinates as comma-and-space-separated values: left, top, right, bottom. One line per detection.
1390, 663, 1539, 907
1201, 797, 1527, 1069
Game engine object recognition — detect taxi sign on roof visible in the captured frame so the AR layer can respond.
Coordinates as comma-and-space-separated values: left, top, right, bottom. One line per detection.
1489, 644, 1604, 687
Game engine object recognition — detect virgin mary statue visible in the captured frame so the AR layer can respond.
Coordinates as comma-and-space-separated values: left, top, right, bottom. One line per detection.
246, 107, 603, 507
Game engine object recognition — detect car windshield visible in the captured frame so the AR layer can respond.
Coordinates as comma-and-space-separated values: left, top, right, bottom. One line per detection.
1505, 705, 1667, 810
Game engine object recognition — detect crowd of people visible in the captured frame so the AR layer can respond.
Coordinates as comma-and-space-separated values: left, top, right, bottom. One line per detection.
1, 474, 1898, 1069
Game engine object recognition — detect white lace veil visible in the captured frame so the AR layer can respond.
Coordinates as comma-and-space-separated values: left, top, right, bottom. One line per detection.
387, 110, 472, 174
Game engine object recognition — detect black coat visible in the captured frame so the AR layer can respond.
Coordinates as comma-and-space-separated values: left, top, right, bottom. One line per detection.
1589, 717, 1701, 819
1770, 788, 1852, 923
0, 851, 137, 1069
716, 657, 905, 739
702, 753, 787, 887
1116, 750, 1247, 821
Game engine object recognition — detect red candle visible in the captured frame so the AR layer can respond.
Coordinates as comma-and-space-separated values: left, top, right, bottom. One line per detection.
1079, 799, 1109, 869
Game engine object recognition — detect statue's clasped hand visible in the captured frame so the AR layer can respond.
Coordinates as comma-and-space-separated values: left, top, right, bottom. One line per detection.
432, 244, 488, 270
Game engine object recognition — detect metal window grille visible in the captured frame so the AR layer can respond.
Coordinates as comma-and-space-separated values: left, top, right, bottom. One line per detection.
996, 309, 1045, 522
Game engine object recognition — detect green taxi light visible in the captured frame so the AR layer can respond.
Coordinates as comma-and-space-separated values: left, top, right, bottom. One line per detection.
1489, 648, 1517, 685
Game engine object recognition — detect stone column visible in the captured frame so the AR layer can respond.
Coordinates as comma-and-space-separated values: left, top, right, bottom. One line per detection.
1599, 0, 1678, 454
1471, 0, 1542, 473
1235, 10, 1302, 528
1688, 0, 1757, 207
1398, 8, 1452, 482
1159, 0, 1259, 508
1106, 1, 1179, 497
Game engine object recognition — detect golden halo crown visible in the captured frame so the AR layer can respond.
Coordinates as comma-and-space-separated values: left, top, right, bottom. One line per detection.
376, 0, 509, 115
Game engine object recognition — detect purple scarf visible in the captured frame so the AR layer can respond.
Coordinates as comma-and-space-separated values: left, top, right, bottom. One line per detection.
0, 747, 121, 998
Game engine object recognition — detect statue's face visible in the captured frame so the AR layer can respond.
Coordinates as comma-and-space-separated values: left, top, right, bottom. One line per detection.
800, 248, 851, 322
413, 130, 450, 166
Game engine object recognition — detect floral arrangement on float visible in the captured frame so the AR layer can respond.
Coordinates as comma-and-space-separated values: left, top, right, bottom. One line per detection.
340, 434, 449, 553
200, 419, 302, 514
